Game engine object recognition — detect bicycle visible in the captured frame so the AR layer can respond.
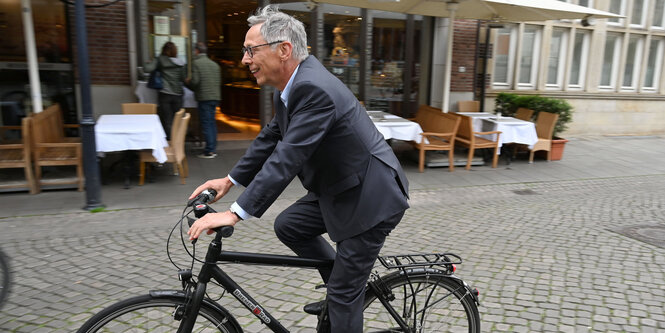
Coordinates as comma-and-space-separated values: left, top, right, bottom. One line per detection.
0, 246, 10, 311
77, 189, 481, 332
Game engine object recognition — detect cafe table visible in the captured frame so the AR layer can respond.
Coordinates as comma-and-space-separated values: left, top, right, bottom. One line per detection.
367, 110, 425, 142
476, 116, 538, 151
95, 114, 168, 187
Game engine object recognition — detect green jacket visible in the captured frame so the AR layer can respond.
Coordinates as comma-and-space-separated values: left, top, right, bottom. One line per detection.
188, 53, 221, 101
144, 55, 186, 95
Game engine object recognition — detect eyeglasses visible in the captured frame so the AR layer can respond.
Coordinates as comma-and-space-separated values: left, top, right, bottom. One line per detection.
241, 41, 284, 58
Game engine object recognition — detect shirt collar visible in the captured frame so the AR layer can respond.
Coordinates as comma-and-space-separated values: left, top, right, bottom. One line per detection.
280, 64, 300, 108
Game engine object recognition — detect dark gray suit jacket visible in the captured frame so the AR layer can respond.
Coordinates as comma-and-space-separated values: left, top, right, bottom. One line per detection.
229, 56, 409, 242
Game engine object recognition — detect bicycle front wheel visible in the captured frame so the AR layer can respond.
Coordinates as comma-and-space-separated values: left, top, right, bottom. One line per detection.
363, 270, 480, 333
77, 293, 242, 333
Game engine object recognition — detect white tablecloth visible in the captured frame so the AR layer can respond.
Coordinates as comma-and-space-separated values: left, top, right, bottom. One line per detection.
95, 114, 169, 163
368, 111, 424, 142
135, 81, 197, 108
476, 116, 538, 152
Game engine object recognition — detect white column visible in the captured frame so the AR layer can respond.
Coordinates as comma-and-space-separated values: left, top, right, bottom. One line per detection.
20, 0, 43, 113
442, 1, 458, 113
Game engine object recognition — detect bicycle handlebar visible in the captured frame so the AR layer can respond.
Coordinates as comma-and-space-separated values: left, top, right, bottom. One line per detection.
187, 189, 235, 238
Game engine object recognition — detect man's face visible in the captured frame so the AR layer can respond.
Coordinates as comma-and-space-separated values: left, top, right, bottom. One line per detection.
242, 24, 282, 88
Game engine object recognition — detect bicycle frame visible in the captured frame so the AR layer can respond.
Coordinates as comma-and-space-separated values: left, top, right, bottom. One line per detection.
177, 231, 335, 333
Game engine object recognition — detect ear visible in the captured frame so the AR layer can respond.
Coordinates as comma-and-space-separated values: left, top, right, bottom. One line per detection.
279, 41, 293, 61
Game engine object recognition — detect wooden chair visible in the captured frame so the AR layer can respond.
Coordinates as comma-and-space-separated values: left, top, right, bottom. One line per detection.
0, 117, 37, 194
122, 103, 157, 114
30, 104, 83, 192
139, 113, 190, 185
457, 100, 480, 112
454, 114, 501, 170
410, 106, 460, 172
514, 107, 534, 121
528, 111, 559, 163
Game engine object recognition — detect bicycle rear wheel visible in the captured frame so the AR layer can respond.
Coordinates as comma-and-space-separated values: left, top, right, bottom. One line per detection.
0, 248, 9, 310
77, 293, 242, 333
363, 270, 480, 332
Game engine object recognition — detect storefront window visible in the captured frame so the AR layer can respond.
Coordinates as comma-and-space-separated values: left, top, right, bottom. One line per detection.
148, 0, 190, 63
368, 15, 421, 115
0, 0, 75, 124
322, 7, 362, 96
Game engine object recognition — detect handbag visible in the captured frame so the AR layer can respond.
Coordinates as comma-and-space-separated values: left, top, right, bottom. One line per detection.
147, 61, 163, 90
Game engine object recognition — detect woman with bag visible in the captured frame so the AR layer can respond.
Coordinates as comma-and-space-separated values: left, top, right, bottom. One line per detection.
144, 41, 186, 140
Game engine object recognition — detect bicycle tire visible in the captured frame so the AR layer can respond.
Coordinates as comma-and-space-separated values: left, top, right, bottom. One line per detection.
77, 292, 243, 333
363, 269, 480, 333
0, 248, 10, 311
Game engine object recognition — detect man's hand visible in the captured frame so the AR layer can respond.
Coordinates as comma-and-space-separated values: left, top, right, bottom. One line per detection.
188, 210, 240, 240
189, 177, 234, 204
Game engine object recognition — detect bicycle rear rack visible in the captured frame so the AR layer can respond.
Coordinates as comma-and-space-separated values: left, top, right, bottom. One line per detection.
378, 253, 462, 270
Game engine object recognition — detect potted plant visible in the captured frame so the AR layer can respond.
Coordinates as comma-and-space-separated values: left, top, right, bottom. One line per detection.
494, 92, 573, 160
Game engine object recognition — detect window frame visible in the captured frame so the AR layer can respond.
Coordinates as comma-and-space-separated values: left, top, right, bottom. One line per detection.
516, 25, 542, 90
545, 28, 569, 90
567, 29, 591, 91
599, 32, 623, 91
642, 37, 664, 91
491, 25, 518, 90
629, 0, 649, 28
608, 0, 627, 26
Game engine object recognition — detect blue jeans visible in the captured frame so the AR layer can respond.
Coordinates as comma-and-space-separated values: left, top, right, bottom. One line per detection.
198, 100, 218, 154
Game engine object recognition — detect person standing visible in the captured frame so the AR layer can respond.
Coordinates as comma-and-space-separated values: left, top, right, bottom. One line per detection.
187, 42, 221, 159
144, 41, 186, 140
187, 6, 409, 332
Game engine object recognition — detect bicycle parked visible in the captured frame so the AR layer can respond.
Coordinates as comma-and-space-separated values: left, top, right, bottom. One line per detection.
0, 246, 10, 311
77, 190, 481, 332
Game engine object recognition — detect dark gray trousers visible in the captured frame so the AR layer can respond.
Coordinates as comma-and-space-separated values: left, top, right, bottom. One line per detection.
274, 197, 404, 332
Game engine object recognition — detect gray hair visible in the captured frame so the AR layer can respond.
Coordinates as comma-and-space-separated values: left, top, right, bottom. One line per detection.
247, 5, 309, 62
195, 42, 207, 54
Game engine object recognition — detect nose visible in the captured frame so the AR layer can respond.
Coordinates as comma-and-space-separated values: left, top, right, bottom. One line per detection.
241, 52, 251, 65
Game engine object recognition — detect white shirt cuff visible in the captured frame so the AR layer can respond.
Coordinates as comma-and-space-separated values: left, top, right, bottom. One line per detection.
228, 174, 240, 186
231, 202, 252, 220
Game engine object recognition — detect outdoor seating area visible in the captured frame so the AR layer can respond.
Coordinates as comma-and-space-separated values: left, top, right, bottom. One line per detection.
368, 103, 560, 172
0, 104, 83, 194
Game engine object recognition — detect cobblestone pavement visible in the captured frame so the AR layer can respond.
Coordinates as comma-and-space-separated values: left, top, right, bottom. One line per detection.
1, 174, 664, 332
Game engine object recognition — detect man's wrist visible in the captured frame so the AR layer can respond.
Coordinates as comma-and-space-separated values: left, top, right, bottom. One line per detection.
229, 208, 243, 221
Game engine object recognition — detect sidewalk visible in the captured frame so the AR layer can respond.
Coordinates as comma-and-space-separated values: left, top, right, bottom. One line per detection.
1, 135, 664, 218
1, 135, 664, 332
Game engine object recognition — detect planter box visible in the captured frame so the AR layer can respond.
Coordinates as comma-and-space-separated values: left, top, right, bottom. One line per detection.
535, 137, 568, 161
550, 137, 568, 161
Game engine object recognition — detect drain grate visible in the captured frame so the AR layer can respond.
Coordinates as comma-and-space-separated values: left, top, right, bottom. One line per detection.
513, 189, 539, 195
614, 225, 665, 249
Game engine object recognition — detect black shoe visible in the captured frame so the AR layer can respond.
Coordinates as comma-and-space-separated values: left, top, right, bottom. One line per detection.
303, 300, 325, 315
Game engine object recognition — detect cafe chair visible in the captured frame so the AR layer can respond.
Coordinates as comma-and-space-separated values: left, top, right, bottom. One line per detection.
122, 103, 157, 114
454, 114, 501, 170
514, 107, 534, 121
457, 100, 480, 112
138, 112, 190, 185
30, 104, 83, 193
0, 117, 37, 194
410, 106, 460, 172
528, 111, 559, 163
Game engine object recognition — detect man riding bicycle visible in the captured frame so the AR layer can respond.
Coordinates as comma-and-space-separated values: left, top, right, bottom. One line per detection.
188, 6, 409, 332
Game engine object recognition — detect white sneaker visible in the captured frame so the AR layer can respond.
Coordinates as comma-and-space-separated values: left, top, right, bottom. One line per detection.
197, 152, 217, 159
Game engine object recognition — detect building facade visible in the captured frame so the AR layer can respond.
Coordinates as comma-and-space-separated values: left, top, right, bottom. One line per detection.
1, 0, 663, 138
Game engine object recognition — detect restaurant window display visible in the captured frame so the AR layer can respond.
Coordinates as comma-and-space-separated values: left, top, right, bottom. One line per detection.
322, 9, 361, 96
368, 15, 421, 116
0, 0, 76, 127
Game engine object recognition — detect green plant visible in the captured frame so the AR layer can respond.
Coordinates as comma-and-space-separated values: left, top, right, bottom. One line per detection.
494, 92, 573, 138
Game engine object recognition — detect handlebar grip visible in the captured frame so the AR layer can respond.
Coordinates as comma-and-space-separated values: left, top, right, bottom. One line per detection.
187, 189, 218, 207
217, 226, 234, 238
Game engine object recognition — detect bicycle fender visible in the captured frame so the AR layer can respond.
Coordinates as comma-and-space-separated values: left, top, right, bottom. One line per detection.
395, 268, 481, 306
149, 290, 243, 330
